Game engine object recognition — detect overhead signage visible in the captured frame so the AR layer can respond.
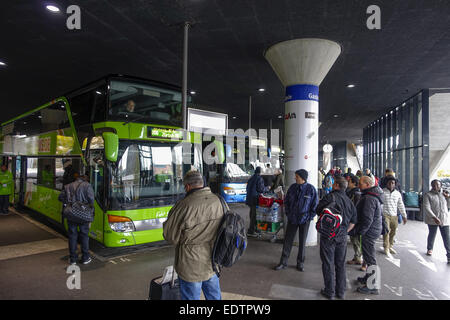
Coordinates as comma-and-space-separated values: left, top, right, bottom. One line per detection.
285, 84, 319, 102
148, 127, 183, 140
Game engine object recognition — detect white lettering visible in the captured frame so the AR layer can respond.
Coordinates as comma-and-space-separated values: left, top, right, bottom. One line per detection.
66, 265, 81, 290
366, 5, 381, 30
66, 5, 81, 30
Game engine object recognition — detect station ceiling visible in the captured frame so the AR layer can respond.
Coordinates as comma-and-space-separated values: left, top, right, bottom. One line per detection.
1, 0, 450, 144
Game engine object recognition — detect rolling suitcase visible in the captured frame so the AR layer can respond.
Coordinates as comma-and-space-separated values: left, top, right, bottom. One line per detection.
148, 266, 181, 300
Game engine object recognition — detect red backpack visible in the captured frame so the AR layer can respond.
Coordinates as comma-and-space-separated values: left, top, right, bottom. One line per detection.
316, 207, 343, 240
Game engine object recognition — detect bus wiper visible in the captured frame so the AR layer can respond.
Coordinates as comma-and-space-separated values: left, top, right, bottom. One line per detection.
122, 114, 148, 125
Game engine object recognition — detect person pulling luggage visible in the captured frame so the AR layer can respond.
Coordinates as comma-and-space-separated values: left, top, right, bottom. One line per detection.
163, 170, 225, 300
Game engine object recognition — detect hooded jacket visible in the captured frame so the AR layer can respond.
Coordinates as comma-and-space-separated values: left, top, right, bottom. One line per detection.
246, 173, 269, 206
285, 182, 318, 225
355, 186, 383, 238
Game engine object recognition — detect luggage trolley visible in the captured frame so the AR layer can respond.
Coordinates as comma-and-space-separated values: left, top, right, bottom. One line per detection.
255, 194, 284, 243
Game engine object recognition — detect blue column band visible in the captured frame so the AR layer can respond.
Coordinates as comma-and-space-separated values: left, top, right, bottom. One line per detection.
285, 84, 319, 102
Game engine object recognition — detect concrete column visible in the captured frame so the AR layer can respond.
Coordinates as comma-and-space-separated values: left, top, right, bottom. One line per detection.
265, 39, 341, 246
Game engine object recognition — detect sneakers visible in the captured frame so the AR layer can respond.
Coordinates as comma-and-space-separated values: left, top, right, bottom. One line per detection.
389, 248, 397, 255
357, 286, 380, 295
69, 260, 77, 265
82, 257, 92, 265
426, 250, 433, 256
296, 264, 304, 272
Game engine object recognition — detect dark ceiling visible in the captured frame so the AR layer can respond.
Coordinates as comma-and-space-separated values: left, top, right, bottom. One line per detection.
1, 0, 450, 144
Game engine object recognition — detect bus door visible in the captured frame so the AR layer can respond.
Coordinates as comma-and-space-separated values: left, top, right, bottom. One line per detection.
12, 156, 22, 205
86, 136, 106, 242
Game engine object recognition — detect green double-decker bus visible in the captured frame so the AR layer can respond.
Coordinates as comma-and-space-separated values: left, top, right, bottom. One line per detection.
0, 75, 203, 247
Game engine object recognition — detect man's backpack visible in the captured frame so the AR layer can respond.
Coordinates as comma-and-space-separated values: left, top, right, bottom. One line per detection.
316, 208, 342, 240
316, 194, 342, 240
211, 196, 247, 277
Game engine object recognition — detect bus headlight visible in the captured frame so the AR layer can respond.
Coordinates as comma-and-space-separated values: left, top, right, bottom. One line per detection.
108, 215, 136, 233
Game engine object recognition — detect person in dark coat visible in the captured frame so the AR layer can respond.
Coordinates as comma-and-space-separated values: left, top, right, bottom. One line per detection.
245, 167, 269, 235
274, 169, 318, 272
355, 176, 383, 295
316, 176, 357, 300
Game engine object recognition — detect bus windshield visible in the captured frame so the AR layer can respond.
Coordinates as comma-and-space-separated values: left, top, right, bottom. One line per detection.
108, 140, 201, 210
108, 79, 183, 127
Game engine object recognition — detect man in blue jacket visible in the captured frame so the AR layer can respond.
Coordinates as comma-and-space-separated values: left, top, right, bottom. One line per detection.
274, 169, 318, 271
246, 167, 270, 236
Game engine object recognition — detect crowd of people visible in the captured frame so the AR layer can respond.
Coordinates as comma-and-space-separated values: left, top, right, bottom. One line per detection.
246, 165, 450, 300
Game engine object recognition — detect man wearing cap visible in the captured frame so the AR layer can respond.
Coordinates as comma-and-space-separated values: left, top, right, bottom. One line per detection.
163, 170, 225, 300
274, 169, 318, 272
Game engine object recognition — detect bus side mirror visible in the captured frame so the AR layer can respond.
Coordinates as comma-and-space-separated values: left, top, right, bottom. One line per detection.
103, 132, 118, 162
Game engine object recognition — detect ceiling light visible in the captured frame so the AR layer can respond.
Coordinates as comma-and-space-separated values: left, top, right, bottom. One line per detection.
347, 84, 355, 88
190, 91, 196, 95
46, 5, 60, 12
96, 91, 102, 95
232, 116, 237, 119
0, 61, 6, 66
333, 114, 339, 118
258, 88, 265, 92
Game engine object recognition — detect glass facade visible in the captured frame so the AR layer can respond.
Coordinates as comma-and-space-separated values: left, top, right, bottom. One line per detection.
363, 90, 429, 193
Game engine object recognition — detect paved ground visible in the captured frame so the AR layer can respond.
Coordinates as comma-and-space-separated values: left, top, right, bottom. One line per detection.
0, 204, 449, 300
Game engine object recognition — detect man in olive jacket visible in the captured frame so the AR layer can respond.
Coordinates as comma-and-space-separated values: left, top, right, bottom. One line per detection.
0, 164, 13, 215
163, 170, 225, 300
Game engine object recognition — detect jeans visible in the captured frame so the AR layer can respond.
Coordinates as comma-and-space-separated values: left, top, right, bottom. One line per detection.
320, 236, 347, 297
279, 221, 310, 266
427, 225, 450, 258
0, 195, 9, 213
178, 274, 221, 300
67, 220, 90, 263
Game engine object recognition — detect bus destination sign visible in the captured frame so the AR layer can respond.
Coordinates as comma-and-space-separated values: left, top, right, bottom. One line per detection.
148, 127, 183, 140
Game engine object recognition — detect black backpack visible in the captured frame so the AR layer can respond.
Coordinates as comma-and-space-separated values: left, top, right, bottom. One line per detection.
211, 196, 247, 277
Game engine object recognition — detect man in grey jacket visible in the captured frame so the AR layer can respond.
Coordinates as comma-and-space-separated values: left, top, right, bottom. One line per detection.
58, 173, 95, 265
423, 180, 450, 264
163, 170, 225, 300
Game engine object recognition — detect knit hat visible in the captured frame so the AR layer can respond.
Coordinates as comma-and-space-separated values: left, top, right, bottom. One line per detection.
295, 169, 308, 182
